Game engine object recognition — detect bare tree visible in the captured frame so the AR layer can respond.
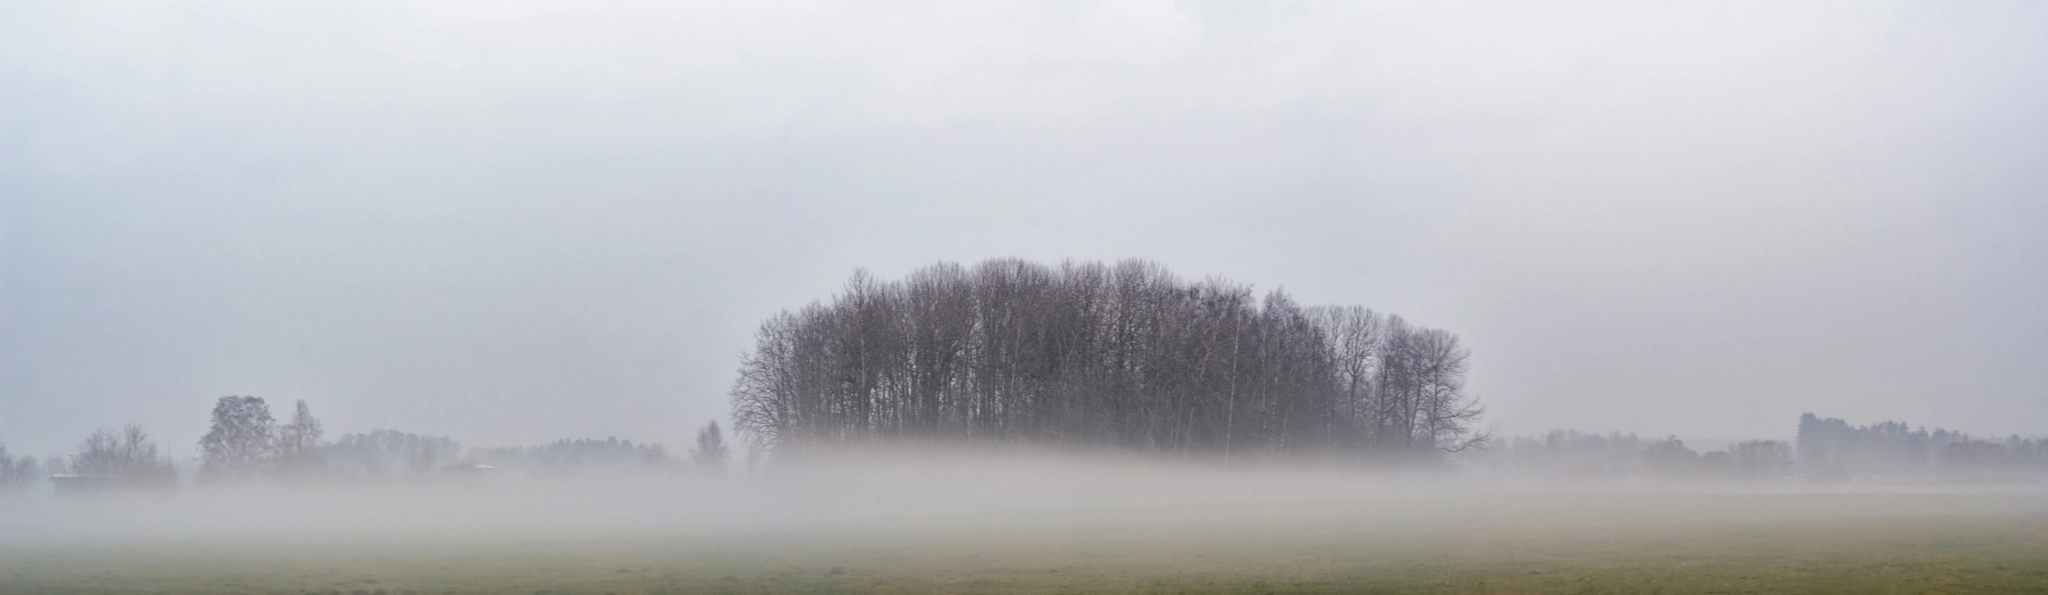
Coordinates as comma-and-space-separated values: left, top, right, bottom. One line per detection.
73, 425, 177, 487
1412, 328, 1489, 457
691, 421, 731, 474
0, 443, 42, 491
1315, 305, 1382, 452
198, 395, 277, 481
275, 400, 325, 477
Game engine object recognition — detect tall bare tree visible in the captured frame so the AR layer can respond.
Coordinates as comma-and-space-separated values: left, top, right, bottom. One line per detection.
691, 421, 731, 474
198, 395, 277, 481
275, 400, 325, 477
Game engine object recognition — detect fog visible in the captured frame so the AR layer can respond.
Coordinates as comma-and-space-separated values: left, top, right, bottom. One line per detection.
5, 1, 2046, 458
4, 5, 2048, 584
8, 445, 2047, 552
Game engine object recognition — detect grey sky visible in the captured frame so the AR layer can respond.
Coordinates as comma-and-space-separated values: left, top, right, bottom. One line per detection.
3, 1, 2044, 457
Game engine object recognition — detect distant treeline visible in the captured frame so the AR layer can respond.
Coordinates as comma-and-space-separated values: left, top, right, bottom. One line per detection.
322, 432, 682, 480
2, 425, 184, 491
473, 437, 673, 475
319, 429, 467, 481
1797, 414, 2048, 480
0, 443, 60, 490
731, 258, 1487, 463
1491, 414, 2048, 482
0, 396, 732, 492
1488, 431, 1794, 482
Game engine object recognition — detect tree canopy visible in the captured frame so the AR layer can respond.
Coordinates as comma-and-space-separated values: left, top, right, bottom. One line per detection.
199, 395, 278, 480
730, 258, 1486, 464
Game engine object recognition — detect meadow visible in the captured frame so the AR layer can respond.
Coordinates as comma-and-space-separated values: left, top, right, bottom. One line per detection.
4, 489, 2047, 594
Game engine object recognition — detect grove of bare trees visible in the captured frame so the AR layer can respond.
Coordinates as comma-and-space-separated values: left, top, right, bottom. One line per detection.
0, 444, 40, 491
730, 258, 1487, 464
71, 424, 178, 487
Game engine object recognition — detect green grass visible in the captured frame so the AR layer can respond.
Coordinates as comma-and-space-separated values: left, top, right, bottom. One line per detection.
5, 492, 2048, 594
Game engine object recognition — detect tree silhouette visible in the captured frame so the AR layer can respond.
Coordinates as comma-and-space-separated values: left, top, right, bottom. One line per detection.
199, 395, 277, 481
0, 443, 41, 490
275, 400, 325, 477
692, 421, 731, 474
72, 424, 177, 487
731, 259, 1487, 465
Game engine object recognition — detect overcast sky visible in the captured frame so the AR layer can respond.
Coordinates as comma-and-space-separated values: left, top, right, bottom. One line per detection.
3, 1, 2044, 457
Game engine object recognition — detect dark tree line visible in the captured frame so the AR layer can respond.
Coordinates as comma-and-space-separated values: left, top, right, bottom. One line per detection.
1, 392, 755, 494
472, 436, 672, 476
1798, 413, 2048, 480
1490, 430, 1794, 482
200, 396, 709, 482
1489, 413, 2048, 483
731, 259, 1487, 464
324, 429, 464, 481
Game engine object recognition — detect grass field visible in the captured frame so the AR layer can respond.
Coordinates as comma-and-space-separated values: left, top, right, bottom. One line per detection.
4, 490, 2048, 594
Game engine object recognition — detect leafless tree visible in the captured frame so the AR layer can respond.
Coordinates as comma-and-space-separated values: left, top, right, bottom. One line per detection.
691, 421, 731, 474
0, 443, 42, 490
275, 400, 325, 477
1411, 328, 1489, 457
198, 395, 277, 481
73, 424, 177, 486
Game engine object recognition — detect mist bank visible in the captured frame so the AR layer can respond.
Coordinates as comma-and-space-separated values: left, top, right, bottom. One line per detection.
5, 443, 2047, 551
7, 400, 2047, 549
7, 391, 2046, 501
0, 446, 1490, 547
5, 351, 2043, 510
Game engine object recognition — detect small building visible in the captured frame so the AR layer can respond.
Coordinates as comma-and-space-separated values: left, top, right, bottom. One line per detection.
49, 473, 123, 497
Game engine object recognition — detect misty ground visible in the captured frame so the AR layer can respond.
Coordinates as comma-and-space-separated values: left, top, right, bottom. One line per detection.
4, 457, 2047, 594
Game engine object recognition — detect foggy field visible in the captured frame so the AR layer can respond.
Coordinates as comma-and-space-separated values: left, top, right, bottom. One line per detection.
6, 488, 2048, 595
9, 1, 2048, 594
